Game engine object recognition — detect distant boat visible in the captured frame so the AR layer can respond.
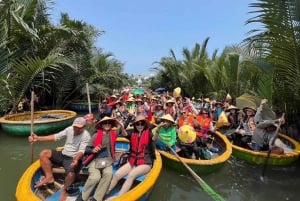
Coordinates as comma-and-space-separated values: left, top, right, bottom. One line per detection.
15, 137, 162, 201
159, 131, 232, 175
232, 133, 300, 165
0, 110, 77, 136
67, 101, 99, 112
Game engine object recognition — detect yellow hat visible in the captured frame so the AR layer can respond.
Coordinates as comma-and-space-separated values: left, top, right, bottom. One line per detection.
204, 98, 210, 103
178, 125, 196, 143
173, 87, 181, 98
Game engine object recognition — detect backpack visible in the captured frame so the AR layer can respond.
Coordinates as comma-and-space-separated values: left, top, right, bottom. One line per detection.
199, 147, 212, 160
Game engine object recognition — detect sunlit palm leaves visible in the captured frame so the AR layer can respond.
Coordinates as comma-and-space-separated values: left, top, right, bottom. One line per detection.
244, 0, 300, 121
0, 0, 131, 114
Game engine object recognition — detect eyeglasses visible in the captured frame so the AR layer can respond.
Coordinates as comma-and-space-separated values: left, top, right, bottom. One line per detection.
135, 121, 145, 126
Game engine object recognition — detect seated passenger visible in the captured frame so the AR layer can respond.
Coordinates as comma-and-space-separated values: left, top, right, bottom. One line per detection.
106, 115, 156, 198
153, 114, 178, 153
251, 118, 285, 154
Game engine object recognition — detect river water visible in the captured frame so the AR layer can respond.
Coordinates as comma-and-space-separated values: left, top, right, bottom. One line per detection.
1, 129, 300, 201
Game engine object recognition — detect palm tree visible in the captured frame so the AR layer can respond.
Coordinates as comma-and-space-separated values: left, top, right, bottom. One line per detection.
0, 0, 137, 115
243, 0, 300, 120
151, 50, 184, 93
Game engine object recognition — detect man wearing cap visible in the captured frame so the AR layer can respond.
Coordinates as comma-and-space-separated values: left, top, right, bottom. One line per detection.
28, 117, 91, 201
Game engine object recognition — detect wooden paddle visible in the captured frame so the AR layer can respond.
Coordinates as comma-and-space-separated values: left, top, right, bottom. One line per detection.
260, 113, 285, 181
86, 83, 92, 114
169, 147, 225, 201
30, 91, 35, 164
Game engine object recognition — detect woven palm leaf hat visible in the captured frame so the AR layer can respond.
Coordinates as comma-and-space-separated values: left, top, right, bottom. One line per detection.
242, 105, 257, 114
95, 116, 117, 129
160, 114, 176, 125
134, 115, 150, 128
166, 99, 175, 104
225, 105, 240, 112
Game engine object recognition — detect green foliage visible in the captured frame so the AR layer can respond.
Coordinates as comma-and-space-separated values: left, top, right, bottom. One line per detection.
244, 0, 300, 121
0, 0, 132, 114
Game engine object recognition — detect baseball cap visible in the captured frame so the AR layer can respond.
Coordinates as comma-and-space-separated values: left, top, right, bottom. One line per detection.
72, 117, 86, 128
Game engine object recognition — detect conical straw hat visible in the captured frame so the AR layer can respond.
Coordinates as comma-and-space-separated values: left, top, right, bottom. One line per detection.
160, 114, 176, 125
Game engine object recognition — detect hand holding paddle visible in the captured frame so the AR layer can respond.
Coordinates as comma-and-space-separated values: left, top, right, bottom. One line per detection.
260, 113, 285, 181
28, 133, 39, 143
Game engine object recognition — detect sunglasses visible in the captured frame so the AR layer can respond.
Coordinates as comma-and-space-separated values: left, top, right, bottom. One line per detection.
103, 121, 113, 125
135, 121, 145, 126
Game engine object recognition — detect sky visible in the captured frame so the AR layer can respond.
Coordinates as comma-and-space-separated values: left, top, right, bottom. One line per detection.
49, 0, 258, 76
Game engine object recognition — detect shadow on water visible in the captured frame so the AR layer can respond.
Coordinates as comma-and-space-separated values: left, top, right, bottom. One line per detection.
0, 131, 62, 201
1, 128, 300, 201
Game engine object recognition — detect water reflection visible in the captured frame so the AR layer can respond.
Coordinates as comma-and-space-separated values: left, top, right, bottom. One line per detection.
150, 169, 213, 201
1, 130, 300, 201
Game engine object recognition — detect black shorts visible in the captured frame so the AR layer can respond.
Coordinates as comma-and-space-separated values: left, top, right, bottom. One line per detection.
50, 149, 81, 174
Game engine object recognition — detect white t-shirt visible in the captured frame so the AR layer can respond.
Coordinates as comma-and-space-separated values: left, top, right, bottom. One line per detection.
54, 126, 91, 157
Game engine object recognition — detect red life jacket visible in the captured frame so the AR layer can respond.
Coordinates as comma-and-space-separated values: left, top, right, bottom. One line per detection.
129, 129, 151, 166
94, 129, 117, 161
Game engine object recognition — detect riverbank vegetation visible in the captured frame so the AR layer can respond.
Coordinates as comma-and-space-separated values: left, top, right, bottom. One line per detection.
0, 0, 299, 136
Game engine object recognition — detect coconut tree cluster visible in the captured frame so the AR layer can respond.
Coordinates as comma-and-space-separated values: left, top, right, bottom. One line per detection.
0, 0, 134, 115
149, 0, 300, 129
1, 0, 300, 137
